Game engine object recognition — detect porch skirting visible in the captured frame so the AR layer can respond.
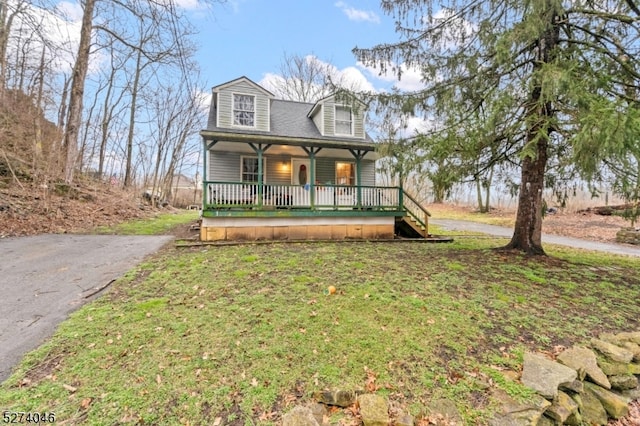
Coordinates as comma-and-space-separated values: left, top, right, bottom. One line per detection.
200, 216, 395, 241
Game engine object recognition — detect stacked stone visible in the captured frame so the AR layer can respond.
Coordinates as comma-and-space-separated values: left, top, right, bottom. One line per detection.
519, 331, 640, 425
616, 227, 640, 245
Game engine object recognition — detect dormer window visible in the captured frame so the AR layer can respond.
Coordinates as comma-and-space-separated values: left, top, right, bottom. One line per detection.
233, 94, 255, 127
335, 106, 353, 135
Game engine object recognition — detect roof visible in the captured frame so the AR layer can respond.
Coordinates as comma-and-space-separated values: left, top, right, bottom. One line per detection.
212, 76, 274, 97
203, 98, 375, 150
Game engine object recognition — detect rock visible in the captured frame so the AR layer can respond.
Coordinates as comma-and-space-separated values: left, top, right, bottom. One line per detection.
584, 382, 630, 419
308, 403, 327, 425
621, 341, 640, 362
358, 394, 389, 426
590, 338, 635, 363
609, 374, 639, 391
620, 386, 640, 400
282, 406, 320, 426
489, 389, 550, 426
615, 331, 640, 345
426, 399, 463, 425
521, 352, 577, 399
536, 415, 555, 426
564, 410, 582, 426
559, 379, 584, 394
544, 390, 579, 424
557, 346, 611, 389
315, 389, 356, 407
395, 413, 414, 426
597, 357, 640, 375
580, 386, 609, 426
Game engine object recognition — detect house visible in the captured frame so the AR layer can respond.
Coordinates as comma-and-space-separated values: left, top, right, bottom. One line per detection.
199, 76, 429, 241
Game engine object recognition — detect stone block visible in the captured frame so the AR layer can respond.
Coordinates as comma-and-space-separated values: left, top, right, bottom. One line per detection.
557, 346, 610, 389
584, 382, 630, 419
544, 390, 578, 423
282, 406, 319, 426
358, 394, 389, 426
580, 385, 609, 425
521, 352, 577, 399
591, 338, 635, 363
609, 374, 639, 391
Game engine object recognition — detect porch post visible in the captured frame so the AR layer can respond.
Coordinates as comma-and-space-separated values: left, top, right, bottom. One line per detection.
349, 149, 366, 209
249, 143, 272, 208
302, 147, 322, 209
203, 139, 217, 208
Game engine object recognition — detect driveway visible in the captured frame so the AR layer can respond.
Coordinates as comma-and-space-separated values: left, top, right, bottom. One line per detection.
431, 219, 640, 257
0, 234, 173, 384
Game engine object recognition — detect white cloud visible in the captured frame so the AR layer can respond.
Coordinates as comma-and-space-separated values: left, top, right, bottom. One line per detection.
335, 1, 380, 24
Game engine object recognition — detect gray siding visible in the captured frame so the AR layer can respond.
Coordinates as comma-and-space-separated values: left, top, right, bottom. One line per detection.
311, 105, 324, 134
353, 108, 365, 139
216, 80, 270, 131
323, 103, 335, 136
209, 151, 375, 186
361, 160, 375, 186
209, 151, 241, 181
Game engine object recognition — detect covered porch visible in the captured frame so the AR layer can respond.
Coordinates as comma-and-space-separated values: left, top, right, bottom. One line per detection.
199, 132, 429, 241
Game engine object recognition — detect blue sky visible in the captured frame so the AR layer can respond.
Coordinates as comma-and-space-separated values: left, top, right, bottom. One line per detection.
192, 0, 422, 93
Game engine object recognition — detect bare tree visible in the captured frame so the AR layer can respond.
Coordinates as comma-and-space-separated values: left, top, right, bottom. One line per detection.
62, 0, 96, 184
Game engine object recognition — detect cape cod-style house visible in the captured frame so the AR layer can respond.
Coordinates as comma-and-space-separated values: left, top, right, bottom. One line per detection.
199, 76, 429, 241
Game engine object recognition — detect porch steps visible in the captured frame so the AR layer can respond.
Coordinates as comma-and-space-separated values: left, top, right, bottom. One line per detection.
395, 216, 428, 239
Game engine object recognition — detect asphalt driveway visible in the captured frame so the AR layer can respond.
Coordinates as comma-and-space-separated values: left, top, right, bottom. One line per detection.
0, 234, 173, 383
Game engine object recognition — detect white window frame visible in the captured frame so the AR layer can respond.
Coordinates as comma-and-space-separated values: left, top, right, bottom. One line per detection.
233, 93, 256, 127
240, 156, 267, 183
334, 105, 353, 136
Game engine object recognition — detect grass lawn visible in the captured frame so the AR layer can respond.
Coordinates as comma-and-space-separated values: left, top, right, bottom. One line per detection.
93, 210, 200, 235
1, 229, 639, 424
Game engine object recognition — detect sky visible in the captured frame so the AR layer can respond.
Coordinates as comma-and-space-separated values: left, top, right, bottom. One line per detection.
191, 0, 425, 94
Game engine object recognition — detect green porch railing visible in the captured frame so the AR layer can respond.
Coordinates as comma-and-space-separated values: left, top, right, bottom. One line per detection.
203, 181, 402, 211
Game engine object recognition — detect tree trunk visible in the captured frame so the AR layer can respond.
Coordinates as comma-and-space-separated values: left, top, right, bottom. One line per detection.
504, 136, 548, 255
62, 0, 96, 184
503, 8, 558, 255
123, 48, 142, 188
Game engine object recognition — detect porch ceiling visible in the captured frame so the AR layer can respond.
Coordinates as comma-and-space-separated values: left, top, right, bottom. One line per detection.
201, 130, 379, 160
209, 141, 376, 160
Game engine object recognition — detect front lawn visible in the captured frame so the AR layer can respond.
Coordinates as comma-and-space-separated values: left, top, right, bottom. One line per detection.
1, 238, 639, 424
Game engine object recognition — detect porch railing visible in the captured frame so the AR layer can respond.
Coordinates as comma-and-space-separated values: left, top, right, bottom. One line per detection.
203, 181, 402, 211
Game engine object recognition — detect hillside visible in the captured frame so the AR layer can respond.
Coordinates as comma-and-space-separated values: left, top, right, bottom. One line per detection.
0, 177, 164, 238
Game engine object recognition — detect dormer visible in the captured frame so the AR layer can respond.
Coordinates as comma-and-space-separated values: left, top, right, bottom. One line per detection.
212, 77, 274, 132
307, 94, 366, 139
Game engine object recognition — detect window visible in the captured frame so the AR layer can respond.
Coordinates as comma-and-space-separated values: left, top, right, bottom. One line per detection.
233, 94, 255, 126
336, 162, 355, 185
335, 106, 352, 135
241, 157, 266, 182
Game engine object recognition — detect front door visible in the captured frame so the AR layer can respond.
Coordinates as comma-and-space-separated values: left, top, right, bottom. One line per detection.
291, 158, 310, 186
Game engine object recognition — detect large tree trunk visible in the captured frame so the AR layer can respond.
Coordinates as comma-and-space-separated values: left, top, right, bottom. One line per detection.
503, 5, 558, 255
505, 136, 548, 255
62, 0, 95, 184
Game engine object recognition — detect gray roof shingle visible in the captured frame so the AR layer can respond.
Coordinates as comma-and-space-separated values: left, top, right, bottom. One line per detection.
205, 98, 372, 143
